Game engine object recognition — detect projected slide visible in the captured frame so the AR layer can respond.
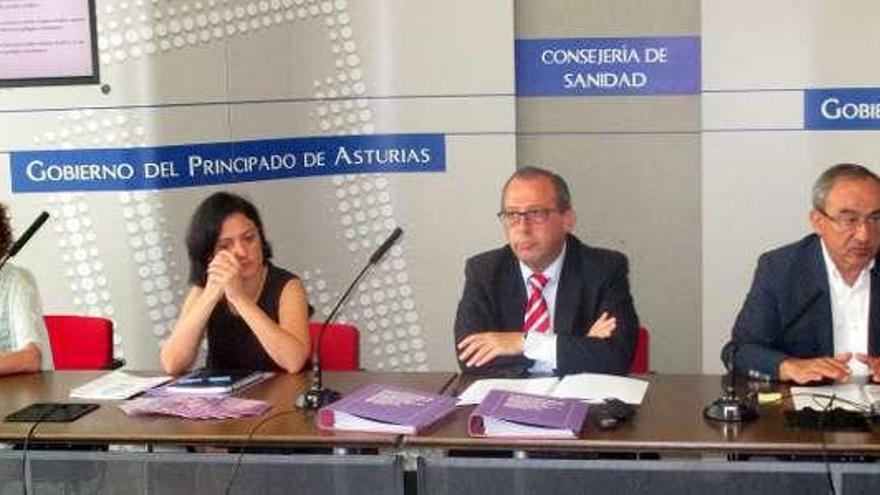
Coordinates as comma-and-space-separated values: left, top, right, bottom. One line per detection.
0, 0, 97, 84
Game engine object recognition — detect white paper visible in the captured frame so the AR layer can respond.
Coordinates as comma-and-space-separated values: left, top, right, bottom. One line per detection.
456, 377, 559, 406
790, 384, 874, 412
70, 371, 171, 400
863, 384, 880, 405
482, 417, 575, 438
551, 373, 649, 405
330, 411, 415, 434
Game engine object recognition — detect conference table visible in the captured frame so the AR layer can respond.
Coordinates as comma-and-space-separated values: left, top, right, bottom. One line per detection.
1, 371, 879, 494
0, 371, 454, 495
0, 370, 456, 448
417, 373, 880, 456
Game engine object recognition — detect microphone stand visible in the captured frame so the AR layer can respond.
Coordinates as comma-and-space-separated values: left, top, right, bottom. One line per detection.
297, 227, 403, 410
704, 341, 758, 422
297, 263, 370, 409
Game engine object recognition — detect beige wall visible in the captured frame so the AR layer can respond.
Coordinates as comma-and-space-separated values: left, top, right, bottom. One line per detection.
0, 0, 515, 371
516, 0, 702, 373
4, 0, 880, 375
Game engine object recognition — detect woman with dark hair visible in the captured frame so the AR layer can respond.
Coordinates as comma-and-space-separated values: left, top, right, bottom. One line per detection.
0, 203, 52, 374
160, 192, 311, 375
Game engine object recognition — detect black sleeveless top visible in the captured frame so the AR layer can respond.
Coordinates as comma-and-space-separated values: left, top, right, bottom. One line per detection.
205, 263, 298, 371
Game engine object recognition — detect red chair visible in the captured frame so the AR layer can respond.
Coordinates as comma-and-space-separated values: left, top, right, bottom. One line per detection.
44, 315, 124, 370
629, 326, 650, 374
308, 322, 360, 371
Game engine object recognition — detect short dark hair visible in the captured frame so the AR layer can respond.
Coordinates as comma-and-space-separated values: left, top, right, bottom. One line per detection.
0, 203, 11, 257
501, 166, 572, 211
186, 192, 273, 286
812, 163, 880, 211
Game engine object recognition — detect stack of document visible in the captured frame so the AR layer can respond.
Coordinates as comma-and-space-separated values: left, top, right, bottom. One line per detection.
456, 373, 649, 406
317, 383, 457, 434
468, 389, 588, 438
790, 383, 880, 412
120, 396, 271, 419
69, 371, 172, 400
157, 370, 272, 396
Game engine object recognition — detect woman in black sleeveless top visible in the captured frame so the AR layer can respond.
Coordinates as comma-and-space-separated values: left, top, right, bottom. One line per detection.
160, 192, 311, 374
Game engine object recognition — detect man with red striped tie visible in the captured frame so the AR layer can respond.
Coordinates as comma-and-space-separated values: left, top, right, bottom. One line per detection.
454, 166, 639, 376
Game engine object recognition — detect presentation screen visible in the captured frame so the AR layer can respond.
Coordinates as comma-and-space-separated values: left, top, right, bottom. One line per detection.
0, 0, 99, 87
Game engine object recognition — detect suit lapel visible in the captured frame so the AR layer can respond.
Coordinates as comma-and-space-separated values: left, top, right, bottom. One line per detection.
870, 260, 880, 355
794, 237, 832, 353
555, 237, 582, 337
499, 248, 527, 329
802, 238, 880, 356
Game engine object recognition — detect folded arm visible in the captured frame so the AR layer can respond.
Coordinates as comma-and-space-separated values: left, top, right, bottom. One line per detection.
556, 258, 638, 375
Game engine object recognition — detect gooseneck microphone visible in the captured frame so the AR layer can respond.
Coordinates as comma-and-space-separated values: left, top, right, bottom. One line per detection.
0, 211, 50, 271
297, 227, 404, 410
704, 340, 759, 422
370, 227, 403, 264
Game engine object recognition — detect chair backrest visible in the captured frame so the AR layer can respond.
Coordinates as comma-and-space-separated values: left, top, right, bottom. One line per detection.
629, 325, 650, 374
308, 322, 360, 371
44, 315, 115, 370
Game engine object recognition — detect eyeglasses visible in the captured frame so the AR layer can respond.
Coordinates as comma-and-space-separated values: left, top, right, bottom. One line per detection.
496, 208, 558, 226
818, 208, 880, 233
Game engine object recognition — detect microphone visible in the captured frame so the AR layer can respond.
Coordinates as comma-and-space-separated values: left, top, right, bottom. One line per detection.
369, 227, 403, 264
296, 227, 404, 410
0, 211, 50, 271
704, 339, 759, 422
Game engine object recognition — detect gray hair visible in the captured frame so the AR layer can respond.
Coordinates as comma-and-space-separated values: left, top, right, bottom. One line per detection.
502, 166, 572, 211
812, 163, 880, 211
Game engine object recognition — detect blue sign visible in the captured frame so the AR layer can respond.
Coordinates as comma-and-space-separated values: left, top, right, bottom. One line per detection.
805, 88, 880, 130
11, 133, 446, 192
515, 36, 700, 97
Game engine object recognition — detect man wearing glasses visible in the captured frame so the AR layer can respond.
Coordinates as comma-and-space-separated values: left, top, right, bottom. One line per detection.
454, 166, 639, 376
724, 163, 880, 384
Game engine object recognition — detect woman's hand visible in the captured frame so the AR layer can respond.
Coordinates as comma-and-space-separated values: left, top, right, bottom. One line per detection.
206, 250, 243, 300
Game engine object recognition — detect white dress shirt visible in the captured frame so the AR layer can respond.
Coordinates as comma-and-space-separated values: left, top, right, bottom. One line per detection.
821, 241, 873, 376
520, 245, 566, 374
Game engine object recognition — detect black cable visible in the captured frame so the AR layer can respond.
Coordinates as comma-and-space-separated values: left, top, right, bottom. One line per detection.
819, 394, 836, 495
763, 389, 876, 494
20, 405, 59, 495
20, 420, 39, 495
223, 409, 298, 495
772, 391, 847, 495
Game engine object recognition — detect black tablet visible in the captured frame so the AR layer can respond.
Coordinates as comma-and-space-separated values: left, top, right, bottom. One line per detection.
4, 402, 100, 423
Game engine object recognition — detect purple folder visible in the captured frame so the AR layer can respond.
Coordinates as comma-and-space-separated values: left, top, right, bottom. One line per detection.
469, 389, 588, 438
318, 383, 457, 434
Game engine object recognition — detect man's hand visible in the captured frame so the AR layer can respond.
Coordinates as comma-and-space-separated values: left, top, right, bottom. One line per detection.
855, 353, 880, 383
586, 312, 616, 339
457, 332, 525, 368
778, 353, 852, 384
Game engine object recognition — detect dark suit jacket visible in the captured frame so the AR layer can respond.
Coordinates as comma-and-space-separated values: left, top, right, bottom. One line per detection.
724, 234, 880, 379
453, 234, 639, 376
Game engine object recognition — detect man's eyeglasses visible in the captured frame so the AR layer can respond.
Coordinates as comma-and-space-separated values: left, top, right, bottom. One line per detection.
817, 208, 880, 233
497, 208, 558, 226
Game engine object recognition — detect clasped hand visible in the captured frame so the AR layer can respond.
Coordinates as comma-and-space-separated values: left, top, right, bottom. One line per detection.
205, 250, 244, 300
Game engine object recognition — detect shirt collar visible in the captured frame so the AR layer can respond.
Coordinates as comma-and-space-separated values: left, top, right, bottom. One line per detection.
820, 239, 875, 289
519, 242, 567, 285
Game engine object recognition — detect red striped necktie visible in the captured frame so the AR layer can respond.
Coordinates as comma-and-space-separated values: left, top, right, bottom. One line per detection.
524, 273, 550, 334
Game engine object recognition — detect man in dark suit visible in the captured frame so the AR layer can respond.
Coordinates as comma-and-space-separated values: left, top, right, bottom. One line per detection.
454, 166, 639, 376
725, 163, 880, 384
